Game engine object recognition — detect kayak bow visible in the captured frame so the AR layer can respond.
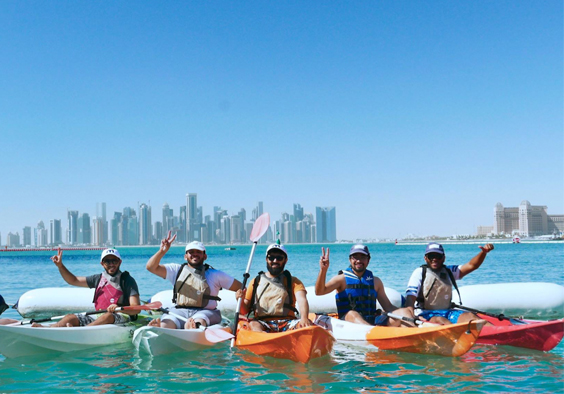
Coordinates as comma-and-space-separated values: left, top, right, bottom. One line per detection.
235, 321, 335, 363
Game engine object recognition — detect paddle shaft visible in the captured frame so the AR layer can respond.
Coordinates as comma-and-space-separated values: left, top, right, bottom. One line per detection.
231, 241, 258, 346
21, 302, 163, 325
451, 303, 513, 321
385, 312, 423, 326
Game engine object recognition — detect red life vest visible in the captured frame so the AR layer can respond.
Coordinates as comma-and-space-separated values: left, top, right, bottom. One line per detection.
93, 272, 125, 310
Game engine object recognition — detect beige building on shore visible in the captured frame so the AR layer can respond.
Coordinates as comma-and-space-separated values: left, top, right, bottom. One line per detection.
494, 201, 564, 236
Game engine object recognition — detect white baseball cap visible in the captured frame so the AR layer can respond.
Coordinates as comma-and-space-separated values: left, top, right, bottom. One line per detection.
100, 248, 121, 262
185, 241, 206, 252
266, 244, 287, 257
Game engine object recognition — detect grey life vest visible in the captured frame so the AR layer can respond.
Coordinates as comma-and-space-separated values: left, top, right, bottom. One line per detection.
172, 263, 221, 308
416, 265, 461, 310
248, 271, 298, 319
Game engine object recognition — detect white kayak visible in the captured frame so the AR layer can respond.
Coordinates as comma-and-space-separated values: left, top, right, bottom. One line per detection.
0, 323, 134, 358
16, 287, 94, 317
132, 325, 233, 357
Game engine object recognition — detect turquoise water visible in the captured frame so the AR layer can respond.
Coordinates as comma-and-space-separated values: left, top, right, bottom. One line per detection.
1, 243, 563, 393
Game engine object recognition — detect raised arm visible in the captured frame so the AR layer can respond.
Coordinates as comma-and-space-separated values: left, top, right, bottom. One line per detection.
315, 247, 343, 295
458, 243, 494, 278
146, 231, 176, 279
51, 248, 88, 288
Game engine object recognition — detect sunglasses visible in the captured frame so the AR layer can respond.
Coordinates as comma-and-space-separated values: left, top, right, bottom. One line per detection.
426, 253, 444, 260
103, 259, 120, 265
267, 254, 285, 262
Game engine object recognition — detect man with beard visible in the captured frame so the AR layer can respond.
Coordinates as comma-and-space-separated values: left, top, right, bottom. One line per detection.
237, 244, 312, 332
147, 232, 242, 329
315, 244, 415, 326
32, 248, 140, 327
405, 242, 494, 325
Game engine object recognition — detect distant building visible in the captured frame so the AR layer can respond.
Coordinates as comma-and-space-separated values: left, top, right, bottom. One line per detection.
78, 213, 91, 244
22, 226, 32, 247
139, 203, 152, 245
67, 210, 79, 245
36, 221, 48, 247
7, 232, 20, 247
476, 226, 494, 237
494, 201, 563, 236
50, 219, 62, 246
316, 207, 337, 243
187, 193, 199, 242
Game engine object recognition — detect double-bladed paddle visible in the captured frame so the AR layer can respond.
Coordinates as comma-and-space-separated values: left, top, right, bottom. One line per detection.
451, 303, 527, 325
231, 212, 271, 347
19, 301, 163, 325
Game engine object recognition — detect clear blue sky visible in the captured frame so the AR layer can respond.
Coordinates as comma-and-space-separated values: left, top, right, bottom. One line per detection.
1, 1, 562, 241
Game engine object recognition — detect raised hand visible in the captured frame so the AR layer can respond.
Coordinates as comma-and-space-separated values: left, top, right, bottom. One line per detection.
160, 231, 177, 254
479, 244, 494, 253
51, 248, 63, 267
319, 247, 330, 270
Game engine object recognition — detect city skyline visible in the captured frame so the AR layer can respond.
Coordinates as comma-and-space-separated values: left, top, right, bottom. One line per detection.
1, 196, 338, 247
1, 3, 561, 242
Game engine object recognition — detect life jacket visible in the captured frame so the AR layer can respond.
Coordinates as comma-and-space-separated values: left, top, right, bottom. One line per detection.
172, 263, 221, 309
416, 265, 462, 310
335, 268, 378, 324
92, 271, 131, 310
248, 270, 299, 319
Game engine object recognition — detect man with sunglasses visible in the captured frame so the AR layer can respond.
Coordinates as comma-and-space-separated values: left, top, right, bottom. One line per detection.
33, 248, 140, 327
237, 244, 312, 332
315, 244, 415, 326
146, 232, 242, 329
405, 242, 494, 325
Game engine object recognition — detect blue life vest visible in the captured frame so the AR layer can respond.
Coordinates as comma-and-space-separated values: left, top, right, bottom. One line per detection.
335, 268, 378, 324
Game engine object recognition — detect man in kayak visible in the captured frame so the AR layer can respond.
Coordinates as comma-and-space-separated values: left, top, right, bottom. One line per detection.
405, 242, 495, 325
146, 232, 242, 329
236, 243, 313, 332
315, 244, 416, 326
32, 248, 141, 327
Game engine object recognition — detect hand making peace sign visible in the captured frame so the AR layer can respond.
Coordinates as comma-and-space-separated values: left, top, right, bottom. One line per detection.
319, 247, 330, 270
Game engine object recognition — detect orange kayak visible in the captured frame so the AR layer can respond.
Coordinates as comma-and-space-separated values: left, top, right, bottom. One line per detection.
366, 319, 486, 356
235, 321, 335, 363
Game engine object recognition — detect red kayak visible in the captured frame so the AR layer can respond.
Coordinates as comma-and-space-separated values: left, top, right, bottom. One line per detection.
477, 314, 564, 351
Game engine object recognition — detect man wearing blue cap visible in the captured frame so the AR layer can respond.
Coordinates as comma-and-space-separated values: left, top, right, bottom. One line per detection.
315, 244, 415, 326
405, 242, 494, 324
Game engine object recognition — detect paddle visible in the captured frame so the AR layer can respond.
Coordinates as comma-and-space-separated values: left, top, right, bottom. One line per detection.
231, 212, 271, 347
384, 312, 437, 327
451, 303, 527, 325
156, 307, 234, 343
20, 302, 163, 325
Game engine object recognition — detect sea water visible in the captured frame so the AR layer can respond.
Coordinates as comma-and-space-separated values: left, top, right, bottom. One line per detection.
0, 242, 562, 393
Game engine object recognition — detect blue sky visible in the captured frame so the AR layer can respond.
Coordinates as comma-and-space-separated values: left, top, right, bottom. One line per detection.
1, 1, 562, 241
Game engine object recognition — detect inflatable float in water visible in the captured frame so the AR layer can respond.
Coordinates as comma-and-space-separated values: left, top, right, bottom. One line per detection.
14, 282, 564, 318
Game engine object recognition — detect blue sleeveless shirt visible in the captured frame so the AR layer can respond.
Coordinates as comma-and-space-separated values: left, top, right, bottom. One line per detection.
335, 267, 378, 324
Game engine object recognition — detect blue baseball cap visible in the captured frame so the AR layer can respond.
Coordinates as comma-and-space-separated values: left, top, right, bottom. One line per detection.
349, 244, 370, 256
425, 243, 445, 255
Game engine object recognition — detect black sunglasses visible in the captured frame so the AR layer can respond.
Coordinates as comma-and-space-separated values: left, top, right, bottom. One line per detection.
103, 259, 120, 265
267, 254, 285, 262
426, 253, 444, 260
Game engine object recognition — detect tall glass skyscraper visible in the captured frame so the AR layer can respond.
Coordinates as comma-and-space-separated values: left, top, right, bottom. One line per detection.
316, 207, 337, 243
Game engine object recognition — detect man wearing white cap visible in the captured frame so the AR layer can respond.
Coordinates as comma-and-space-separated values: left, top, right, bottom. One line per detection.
33, 247, 140, 327
147, 232, 242, 329
237, 243, 312, 332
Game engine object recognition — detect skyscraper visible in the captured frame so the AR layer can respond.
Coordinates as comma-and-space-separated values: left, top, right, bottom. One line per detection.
187, 193, 199, 242
22, 226, 31, 247
67, 210, 78, 245
139, 203, 152, 245
77, 213, 91, 244
50, 219, 62, 246
316, 207, 337, 243
162, 202, 173, 235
